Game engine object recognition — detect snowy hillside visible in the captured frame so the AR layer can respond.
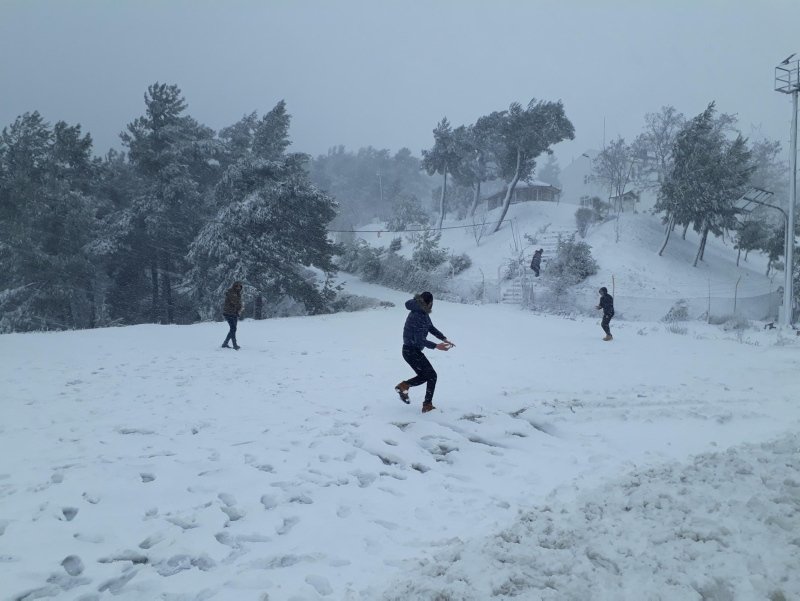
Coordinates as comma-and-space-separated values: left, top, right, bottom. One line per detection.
1, 277, 799, 600
361, 201, 779, 321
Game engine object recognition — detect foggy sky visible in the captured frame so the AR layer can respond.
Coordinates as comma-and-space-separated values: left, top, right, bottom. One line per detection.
2, 0, 799, 169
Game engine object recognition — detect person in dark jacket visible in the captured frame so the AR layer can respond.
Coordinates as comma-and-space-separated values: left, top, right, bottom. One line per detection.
395, 291, 454, 413
596, 286, 614, 341
222, 281, 244, 350
530, 249, 543, 277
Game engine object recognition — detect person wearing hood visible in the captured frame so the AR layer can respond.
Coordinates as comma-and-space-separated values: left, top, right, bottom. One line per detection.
530, 248, 543, 277
395, 291, 454, 413
222, 281, 244, 350
596, 286, 614, 341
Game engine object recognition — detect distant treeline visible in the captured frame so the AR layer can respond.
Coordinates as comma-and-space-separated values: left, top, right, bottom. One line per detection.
0, 83, 349, 332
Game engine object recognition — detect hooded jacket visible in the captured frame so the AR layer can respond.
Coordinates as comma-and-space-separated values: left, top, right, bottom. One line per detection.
223, 285, 243, 316
599, 292, 614, 317
403, 297, 446, 350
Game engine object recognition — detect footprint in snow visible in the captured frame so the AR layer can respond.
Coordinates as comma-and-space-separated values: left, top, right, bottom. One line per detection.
140, 473, 155, 483
260, 495, 277, 510
61, 554, 84, 576
62, 507, 79, 521
305, 574, 333, 596
276, 516, 299, 535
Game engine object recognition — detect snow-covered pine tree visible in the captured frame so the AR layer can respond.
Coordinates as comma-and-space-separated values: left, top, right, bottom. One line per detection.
491, 100, 575, 233
421, 118, 460, 230
187, 103, 338, 318
120, 83, 219, 324
656, 103, 753, 264
0, 112, 101, 332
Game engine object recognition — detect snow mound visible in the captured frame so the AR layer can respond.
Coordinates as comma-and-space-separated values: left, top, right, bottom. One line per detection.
381, 434, 800, 601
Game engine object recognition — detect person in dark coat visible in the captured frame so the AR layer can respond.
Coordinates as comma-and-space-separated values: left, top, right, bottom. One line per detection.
530, 249, 543, 277
395, 291, 454, 413
596, 286, 614, 341
222, 281, 244, 350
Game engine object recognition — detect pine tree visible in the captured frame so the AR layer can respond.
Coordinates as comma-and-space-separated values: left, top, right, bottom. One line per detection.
491, 100, 575, 233
656, 103, 753, 264
0, 112, 100, 331
187, 104, 338, 318
120, 83, 218, 323
421, 118, 460, 230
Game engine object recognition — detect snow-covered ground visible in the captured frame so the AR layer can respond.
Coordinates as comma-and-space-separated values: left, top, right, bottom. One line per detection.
365, 202, 779, 319
2, 274, 799, 600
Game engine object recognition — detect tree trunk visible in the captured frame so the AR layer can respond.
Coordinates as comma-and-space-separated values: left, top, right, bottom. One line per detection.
492, 150, 521, 234
693, 226, 709, 267
658, 214, 675, 256
254, 294, 263, 320
150, 258, 159, 323
699, 227, 709, 261
161, 255, 173, 324
469, 180, 481, 217
736, 248, 741, 266
682, 223, 690, 240
436, 167, 447, 230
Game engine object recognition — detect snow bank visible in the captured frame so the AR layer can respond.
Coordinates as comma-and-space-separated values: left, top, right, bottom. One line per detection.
381, 434, 800, 601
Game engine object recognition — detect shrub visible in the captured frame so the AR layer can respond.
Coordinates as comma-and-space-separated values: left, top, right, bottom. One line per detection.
411, 229, 448, 271
663, 299, 689, 322
387, 195, 429, 232
575, 207, 597, 238
448, 253, 472, 276
388, 237, 402, 253
547, 235, 598, 295
665, 323, 688, 335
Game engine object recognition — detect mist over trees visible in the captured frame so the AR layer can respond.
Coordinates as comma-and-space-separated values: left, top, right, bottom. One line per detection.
0, 84, 338, 332
307, 145, 434, 231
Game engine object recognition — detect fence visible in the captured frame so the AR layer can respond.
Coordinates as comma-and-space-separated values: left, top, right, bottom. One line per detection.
443, 270, 782, 323
593, 291, 781, 322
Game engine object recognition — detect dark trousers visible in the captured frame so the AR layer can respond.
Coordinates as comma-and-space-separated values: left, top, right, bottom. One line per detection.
532, 266, 540, 277
402, 346, 437, 404
223, 313, 238, 346
601, 314, 613, 336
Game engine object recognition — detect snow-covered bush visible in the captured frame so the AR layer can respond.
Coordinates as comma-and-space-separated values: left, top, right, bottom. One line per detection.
575, 207, 597, 238
448, 253, 472, 276
330, 293, 394, 313
410, 229, 449, 271
662, 299, 690, 323
717, 314, 752, 331
665, 323, 688, 335
546, 235, 599, 295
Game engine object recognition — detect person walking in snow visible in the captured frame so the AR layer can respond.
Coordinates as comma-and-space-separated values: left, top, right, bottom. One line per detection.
222, 281, 244, 350
530, 248, 543, 277
395, 291, 454, 413
596, 286, 614, 341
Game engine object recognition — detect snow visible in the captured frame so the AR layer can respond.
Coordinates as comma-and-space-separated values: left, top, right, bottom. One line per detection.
2, 203, 799, 600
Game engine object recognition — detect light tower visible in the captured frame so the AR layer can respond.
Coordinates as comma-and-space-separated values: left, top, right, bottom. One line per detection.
775, 55, 799, 326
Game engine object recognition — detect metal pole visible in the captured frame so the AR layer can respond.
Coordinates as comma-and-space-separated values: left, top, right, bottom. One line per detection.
784, 90, 797, 326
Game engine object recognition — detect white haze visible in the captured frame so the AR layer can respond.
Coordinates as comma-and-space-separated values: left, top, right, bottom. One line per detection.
1, 0, 799, 167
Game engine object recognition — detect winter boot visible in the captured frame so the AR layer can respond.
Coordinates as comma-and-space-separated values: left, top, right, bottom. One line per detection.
395, 381, 410, 404
222, 342, 231, 348
603, 334, 613, 341
233, 343, 241, 350
421, 401, 436, 413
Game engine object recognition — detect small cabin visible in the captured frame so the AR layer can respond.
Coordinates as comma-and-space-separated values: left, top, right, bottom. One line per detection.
608, 190, 640, 212
486, 180, 561, 211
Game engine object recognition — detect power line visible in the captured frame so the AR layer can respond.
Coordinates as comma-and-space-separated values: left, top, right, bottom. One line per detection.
327, 221, 506, 234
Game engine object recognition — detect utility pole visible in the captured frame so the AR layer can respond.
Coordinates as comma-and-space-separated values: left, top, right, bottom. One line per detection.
775, 56, 799, 326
